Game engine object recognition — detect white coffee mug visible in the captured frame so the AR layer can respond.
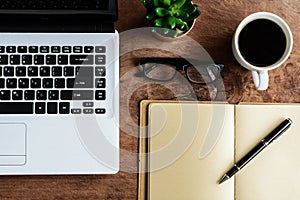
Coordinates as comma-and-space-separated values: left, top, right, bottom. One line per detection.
232, 12, 293, 90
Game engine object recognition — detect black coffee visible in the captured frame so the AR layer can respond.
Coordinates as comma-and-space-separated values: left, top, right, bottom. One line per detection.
238, 19, 287, 67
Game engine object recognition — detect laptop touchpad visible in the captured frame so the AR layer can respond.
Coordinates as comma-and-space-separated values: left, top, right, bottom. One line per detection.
0, 124, 26, 166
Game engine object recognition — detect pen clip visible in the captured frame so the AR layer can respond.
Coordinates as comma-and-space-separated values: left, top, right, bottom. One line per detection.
273, 119, 293, 141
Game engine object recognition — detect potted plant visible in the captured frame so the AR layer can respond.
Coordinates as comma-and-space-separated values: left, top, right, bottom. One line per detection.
142, 0, 201, 39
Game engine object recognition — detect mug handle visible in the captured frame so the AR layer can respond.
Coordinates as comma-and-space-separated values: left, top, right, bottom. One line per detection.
252, 70, 269, 90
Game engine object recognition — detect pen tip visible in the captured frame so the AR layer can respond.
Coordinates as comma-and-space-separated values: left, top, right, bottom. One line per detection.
219, 175, 230, 184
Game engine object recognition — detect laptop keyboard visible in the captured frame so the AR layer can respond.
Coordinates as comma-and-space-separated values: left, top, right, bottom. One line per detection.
0, 45, 107, 115
0, 0, 109, 10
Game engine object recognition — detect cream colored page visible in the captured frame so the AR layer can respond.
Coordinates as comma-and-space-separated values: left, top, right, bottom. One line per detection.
235, 105, 300, 200
148, 103, 235, 200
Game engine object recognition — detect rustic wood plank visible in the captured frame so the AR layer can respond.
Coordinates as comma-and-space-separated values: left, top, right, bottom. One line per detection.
1, 0, 299, 199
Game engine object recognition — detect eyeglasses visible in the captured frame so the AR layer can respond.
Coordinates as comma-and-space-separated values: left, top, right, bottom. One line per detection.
137, 58, 224, 85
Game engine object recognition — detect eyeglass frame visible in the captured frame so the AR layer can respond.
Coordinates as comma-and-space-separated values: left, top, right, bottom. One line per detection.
137, 57, 224, 85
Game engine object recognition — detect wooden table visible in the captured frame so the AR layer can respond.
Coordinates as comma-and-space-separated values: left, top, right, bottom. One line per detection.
1, 0, 299, 199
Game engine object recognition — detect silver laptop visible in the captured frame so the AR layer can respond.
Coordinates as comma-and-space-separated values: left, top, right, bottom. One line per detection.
0, 0, 119, 174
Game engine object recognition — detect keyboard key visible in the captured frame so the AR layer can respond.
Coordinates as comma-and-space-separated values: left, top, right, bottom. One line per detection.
36, 90, 47, 100
16, 67, 26, 76
35, 102, 45, 114
0, 90, 10, 100
95, 108, 106, 114
61, 90, 93, 100
60, 90, 72, 100
4, 67, 14, 76
19, 78, 29, 88
49, 90, 59, 100
95, 90, 106, 100
76, 77, 93, 88
0, 66, 2, 76
73, 46, 83, 53
83, 109, 94, 114
28, 66, 38, 76
43, 78, 53, 88
6, 46, 16, 53
64, 67, 74, 76
67, 78, 75, 88
59, 102, 70, 114
52, 67, 62, 76
51, 46, 61, 53
95, 78, 106, 88
29, 46, 38, 53
67, 77, 93, 88
46, 55, 56, 65
71, 108, 81, 114
40, 46, 50, 53
70, 55, 94, 65
40, 67, 50, 76
55, 78, 65, 88
83, 102, 94, 107
0, 55, 8, 65
31, 78, 41, 88
95, 55, 106, 65
76, 67, 93, 77
6, 78, 17, 88
47, 102, 58, 114
24, 90, 35, 100
10, 55, 20, 65
95, 46, 106, 53
12, 90, 23, 100
62, 46, 72, 53
34, 55, 44, 65
84, 46, 94, 53
18, 46, 27, 53
95, 66, 106, 76
0, 46, 5, 53
22, 55, 32, 65
0, 102, 33, 114
0, 79, 4, 88
58, 55, 68, 65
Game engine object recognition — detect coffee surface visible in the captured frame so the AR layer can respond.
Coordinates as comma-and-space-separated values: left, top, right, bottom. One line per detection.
238, 19, 287, 67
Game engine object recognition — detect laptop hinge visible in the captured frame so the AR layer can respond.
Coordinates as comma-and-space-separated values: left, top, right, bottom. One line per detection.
0, 15, 115, 33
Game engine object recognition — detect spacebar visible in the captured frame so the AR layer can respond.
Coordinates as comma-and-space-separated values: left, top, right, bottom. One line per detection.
0, 102, 33, 114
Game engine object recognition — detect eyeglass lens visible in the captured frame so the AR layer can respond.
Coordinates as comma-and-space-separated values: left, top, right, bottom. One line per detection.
143, 63, 177, 81
186, 65, 220, 84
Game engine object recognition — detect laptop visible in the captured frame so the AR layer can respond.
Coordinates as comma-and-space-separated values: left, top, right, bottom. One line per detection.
0, 0, 119, 174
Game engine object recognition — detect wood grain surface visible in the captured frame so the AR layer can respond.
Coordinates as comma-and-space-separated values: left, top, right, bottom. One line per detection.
1, 0, 300, 199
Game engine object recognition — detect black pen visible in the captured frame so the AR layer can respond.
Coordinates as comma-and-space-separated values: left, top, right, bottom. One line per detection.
219, 118, 293, 184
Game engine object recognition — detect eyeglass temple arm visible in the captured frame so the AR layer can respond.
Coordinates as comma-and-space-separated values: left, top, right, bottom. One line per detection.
140, 58, 224, 69
139, 57, 187, 66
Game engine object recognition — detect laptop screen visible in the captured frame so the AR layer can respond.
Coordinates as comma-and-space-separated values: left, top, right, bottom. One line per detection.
0, 0, 117, 32
0, 0, 109, 10
0, 0, 117, 18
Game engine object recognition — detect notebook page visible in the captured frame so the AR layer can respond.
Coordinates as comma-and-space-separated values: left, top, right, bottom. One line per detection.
235, 104, 300, 200
148, 103, 234, 200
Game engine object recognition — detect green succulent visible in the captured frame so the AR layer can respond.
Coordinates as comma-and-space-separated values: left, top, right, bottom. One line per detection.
142, 0, 201, 37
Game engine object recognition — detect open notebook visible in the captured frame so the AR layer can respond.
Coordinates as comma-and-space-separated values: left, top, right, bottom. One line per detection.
138, 101, 300, 200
